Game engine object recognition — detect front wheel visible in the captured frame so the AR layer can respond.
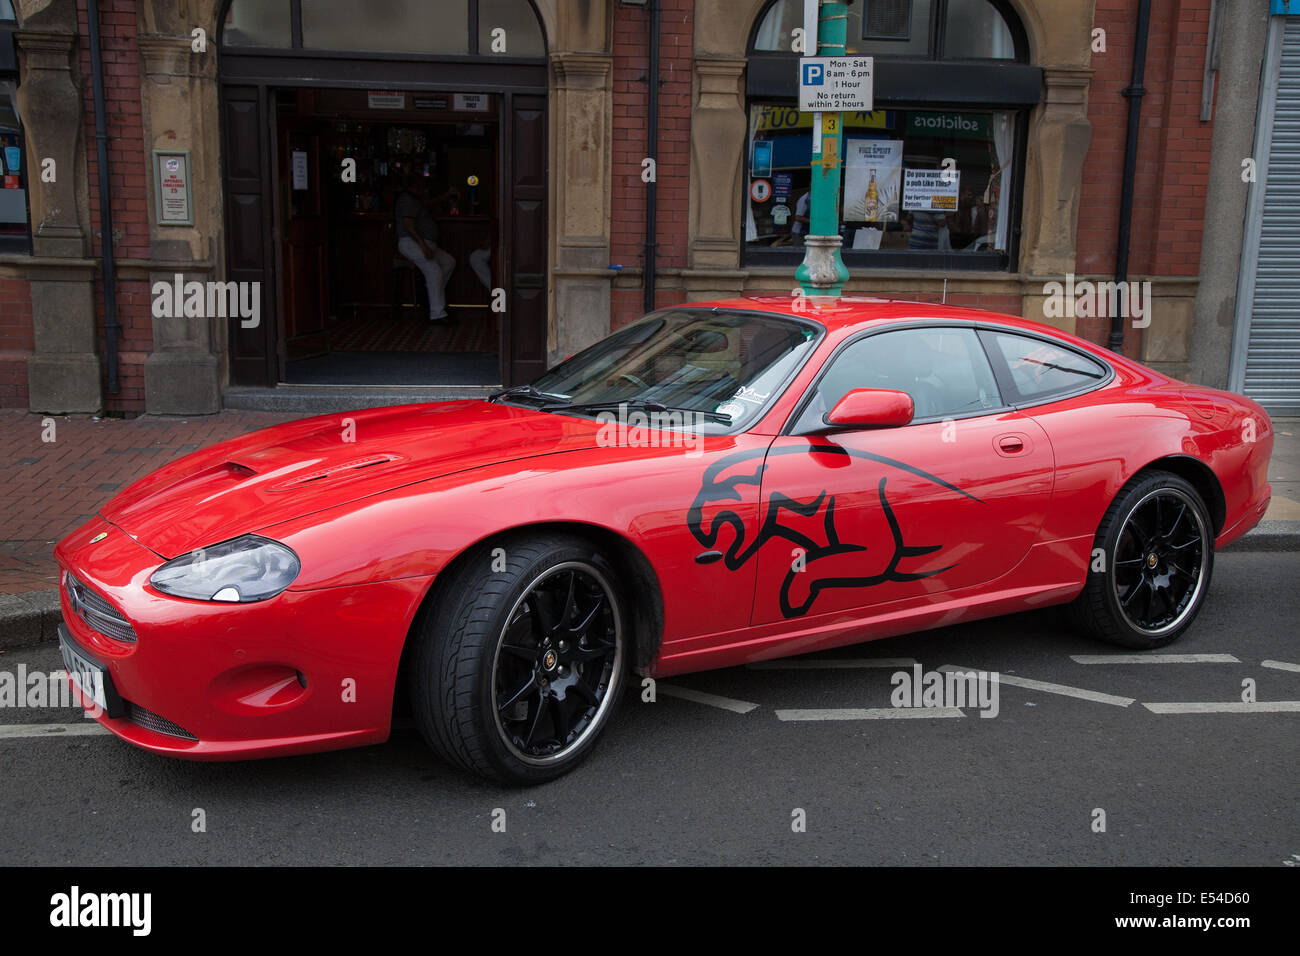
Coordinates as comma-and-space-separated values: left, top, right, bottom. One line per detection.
410, 534, 628, 784
1070, 472, 1214, 649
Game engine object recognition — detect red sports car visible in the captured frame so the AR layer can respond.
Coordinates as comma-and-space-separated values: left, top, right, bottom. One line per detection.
55, 298, 1273, 782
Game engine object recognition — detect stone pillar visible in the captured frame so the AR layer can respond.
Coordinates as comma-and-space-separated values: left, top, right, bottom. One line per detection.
688, 57, 747, 271
550, 50, 614, 363
1020, 67, 1093, 312
137, 30, 221, 414
15, 14, 101, 413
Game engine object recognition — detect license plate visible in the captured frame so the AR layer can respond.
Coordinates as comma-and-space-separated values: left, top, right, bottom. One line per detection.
58, 626, 123, 718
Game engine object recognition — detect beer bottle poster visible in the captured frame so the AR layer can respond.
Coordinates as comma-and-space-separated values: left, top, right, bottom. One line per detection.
843, 139, 903, 223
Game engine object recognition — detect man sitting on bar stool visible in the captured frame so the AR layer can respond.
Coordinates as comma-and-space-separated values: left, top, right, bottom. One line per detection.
394, 173, 457, 324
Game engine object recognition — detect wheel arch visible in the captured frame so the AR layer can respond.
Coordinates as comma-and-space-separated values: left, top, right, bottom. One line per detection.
392, 521, 665, 719
1132, 455, 1227, 535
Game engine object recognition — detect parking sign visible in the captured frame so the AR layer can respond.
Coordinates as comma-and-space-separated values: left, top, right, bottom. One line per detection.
798, 56, 874, 112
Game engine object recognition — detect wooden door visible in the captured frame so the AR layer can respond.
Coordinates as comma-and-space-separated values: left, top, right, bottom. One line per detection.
502, 93, 548, 385
221, 84, 277, 386
278, 120, 330, 359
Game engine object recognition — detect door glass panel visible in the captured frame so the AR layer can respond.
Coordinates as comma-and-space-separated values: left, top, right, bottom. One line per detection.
301, 0, 469, 54
793, 326, 1000, 431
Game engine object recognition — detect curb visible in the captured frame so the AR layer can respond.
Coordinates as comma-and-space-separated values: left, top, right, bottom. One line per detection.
0, 589, 61, 652
2, 523, 1296, 653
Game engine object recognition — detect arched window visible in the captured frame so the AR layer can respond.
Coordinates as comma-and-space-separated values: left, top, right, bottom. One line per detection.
0, 0, 28, 253
744, 0, 1039, 271
751, 0, 1027, 60
221, 0, 546, 58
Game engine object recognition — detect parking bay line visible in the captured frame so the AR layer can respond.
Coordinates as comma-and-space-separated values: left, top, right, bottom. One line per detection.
776, 707, 964, 721
0, 722, 110, 740
657, 684, 760, 714
747, 658, 918, 670
1141, 701, 1300, 715
1070, 653, 1240, 665
1262, 660, 1300, 674
938, 664, 1135, 707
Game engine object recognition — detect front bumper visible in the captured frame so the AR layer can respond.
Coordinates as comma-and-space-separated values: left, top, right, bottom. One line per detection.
55, 516, 432, 761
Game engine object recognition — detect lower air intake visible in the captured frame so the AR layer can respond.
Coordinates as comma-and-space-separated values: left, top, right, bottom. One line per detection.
126, 702, 198, 741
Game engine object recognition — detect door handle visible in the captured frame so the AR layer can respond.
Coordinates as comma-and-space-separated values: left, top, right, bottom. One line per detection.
997, 436, 1024, 453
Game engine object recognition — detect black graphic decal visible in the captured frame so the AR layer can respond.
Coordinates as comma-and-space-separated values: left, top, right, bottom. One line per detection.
687, 445, 985, 618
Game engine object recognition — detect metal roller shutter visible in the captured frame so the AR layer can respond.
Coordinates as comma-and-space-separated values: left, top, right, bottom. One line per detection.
1244, 17, 1300, 416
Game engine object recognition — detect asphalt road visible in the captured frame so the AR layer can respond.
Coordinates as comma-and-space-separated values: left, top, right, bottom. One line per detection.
1, 551, 1296, 866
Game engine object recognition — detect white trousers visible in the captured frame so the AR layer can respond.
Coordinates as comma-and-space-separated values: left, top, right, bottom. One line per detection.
397, 236, 455, 317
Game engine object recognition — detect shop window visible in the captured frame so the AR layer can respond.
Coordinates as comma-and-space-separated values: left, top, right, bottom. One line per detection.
744, 0, 1034, 271
0, 2, 29, 254
221, 0, 544, 57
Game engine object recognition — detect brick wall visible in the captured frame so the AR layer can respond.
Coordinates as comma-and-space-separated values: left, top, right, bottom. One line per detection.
0, 278, 33, 407
610, 0, 694, 330
77, 0, 150, 413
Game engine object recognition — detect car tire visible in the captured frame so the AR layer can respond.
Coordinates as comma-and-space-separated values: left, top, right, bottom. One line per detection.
1069, 471, 1215, 649
410, 533, 628, 784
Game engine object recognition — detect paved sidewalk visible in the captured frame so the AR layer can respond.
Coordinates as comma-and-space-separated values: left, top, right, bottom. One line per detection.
0, 409, 296, 595
0, 408, 1296, 648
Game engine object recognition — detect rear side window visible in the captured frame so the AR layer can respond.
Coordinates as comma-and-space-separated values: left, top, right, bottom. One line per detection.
982, 331, 1108, 404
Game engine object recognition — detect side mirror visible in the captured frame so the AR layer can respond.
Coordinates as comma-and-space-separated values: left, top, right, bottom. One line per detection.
824, 388, 914, 429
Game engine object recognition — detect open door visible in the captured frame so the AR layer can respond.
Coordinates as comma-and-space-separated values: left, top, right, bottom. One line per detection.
502, 92, 548, 385
277, 119, 330, 362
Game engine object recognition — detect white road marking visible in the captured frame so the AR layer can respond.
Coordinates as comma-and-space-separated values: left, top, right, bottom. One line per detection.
1262, 660, 1300, 674
747, 657, 917, 670
1070, 653, 1240, 665
938, 665, 1135, 707
1142, 701, 1300, 714
776, 707, 964, 721
657, 684, 759, 714
0, 722, 110, 740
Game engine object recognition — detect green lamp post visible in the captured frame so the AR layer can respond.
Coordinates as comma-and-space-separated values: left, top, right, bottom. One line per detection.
796, 0, 851, 297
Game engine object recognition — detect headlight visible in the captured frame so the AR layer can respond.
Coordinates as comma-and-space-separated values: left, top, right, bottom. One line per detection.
150, 535, 301, 603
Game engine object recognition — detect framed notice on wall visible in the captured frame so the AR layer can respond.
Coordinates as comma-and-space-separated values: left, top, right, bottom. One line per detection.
153, 150, 193, 226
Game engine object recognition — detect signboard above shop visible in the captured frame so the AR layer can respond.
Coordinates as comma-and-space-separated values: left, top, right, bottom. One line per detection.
798, 56, 874, 112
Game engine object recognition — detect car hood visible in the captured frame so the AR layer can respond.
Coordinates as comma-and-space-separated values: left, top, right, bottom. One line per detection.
100, 401, 605, 557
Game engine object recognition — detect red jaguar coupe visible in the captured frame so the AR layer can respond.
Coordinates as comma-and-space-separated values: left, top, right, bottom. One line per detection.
56, 297, 1273, 782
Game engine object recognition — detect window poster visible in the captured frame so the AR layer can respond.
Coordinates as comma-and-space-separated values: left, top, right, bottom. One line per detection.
843, 139, 903, 222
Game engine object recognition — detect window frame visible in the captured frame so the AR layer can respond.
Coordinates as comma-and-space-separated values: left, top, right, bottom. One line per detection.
976, 327, 1116, 409
783, 320, 1014, 435
743, 0, 1037, 273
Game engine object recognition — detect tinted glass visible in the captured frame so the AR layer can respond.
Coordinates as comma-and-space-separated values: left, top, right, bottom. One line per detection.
943, 0, 1017, 59
301, 0, 468, 54
478, 0, 546, 56
524, 310, 822, 434
793, 326, 1001, 431
987, 332, 1108, 402
222, 0, 293, 48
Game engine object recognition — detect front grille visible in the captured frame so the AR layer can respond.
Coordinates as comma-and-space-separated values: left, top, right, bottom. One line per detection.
126, 702, 197, 741
65, 574, 137, 643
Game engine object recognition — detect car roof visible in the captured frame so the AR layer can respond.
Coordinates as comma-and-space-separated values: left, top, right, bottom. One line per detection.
675, 294, 1081, 342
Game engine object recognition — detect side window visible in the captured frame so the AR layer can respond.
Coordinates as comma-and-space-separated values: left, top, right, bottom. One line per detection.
792, 326, 1002, 432
983, 331, 1107, 403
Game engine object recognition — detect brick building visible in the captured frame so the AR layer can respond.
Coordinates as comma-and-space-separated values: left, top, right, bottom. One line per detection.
0, 0, 1295, 416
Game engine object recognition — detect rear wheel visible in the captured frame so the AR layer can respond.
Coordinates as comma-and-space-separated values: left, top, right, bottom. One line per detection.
410, 534, 627, 783
1070, 472, 1214, 649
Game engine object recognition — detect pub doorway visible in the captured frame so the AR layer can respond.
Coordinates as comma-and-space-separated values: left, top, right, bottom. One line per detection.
217, 0, 549, 393
277, 89, 500, 386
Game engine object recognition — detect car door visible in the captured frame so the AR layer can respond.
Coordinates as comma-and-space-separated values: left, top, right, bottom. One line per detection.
750, 325, 1055, 624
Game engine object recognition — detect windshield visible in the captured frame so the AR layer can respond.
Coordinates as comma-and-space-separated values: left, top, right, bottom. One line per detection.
506, 309, 821, 434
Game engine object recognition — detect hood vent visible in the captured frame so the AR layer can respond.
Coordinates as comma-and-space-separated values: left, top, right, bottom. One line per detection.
266, 453, 407, 492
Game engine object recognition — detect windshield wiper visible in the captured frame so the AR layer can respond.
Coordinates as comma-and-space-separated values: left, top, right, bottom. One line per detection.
488, 384, 570, 404
541, 398, 733, 425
